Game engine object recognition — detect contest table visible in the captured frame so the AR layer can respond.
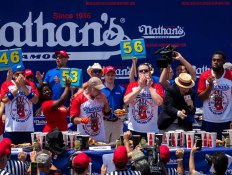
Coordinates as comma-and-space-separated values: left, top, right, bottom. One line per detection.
11, 146, 232, 175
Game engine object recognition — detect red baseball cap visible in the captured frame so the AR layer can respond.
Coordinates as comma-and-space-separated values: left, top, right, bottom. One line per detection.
0, 141, 7, 157
160, 145, 170, 164
2, 138, 12, 156
113, 146, 128, 167
24, 69, 34, 78
72, 152, 91, 169
104, 66, 115, 74
55, 50, 69, 58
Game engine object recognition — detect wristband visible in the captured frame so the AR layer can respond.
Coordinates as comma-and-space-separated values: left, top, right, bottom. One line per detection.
27, 92, 35, 100
177, 158, 183, 161
70, 116, 76, 124
7, 92, 14, 100
103, 109, 111, 116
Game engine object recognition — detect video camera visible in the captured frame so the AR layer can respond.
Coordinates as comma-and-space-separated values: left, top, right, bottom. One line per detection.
147, 138, 163, 175
154, 45, 176, 68
205, 154, 213, 166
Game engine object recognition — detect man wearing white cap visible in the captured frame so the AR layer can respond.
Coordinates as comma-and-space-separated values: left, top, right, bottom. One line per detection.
70, 77, 111, 142
158, 73, 196, 131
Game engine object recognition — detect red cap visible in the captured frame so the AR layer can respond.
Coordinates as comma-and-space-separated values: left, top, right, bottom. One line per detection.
24, 69, 34, 78
160, 145, 170, 164
103, 66, 115, 74
55, 50, 69, 58
113, 146, 128, 167
72, 152, 91, 169
0, 141, 7, 157
2, 138, 12, 156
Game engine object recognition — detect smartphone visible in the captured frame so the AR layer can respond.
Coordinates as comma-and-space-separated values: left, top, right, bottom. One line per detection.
31, 162, 38, 175
196, 139, 202, 151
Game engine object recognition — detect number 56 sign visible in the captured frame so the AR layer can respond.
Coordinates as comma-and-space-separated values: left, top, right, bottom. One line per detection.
60, 68, 83, 88
0, 48, 23, 71
120, 39, 146, 60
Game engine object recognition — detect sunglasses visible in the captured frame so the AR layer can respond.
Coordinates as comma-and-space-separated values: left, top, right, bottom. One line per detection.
91, 69, 102, 74
138, 69, 149, 73
56, 55, 65, 59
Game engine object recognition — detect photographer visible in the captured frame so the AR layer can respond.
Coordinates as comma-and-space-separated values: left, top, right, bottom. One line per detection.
159, 51, 196, 89
189, 143, 228, 175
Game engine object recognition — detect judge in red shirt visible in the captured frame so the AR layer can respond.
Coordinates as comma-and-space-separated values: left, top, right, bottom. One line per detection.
39, 77, 71, 132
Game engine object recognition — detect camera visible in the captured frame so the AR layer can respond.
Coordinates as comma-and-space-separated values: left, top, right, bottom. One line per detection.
146, 138, 163, 175
205, 154, 213, 165
154, 45, 176, 68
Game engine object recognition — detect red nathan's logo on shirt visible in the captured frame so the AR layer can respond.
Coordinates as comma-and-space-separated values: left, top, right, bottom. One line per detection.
83, 112, 101, 136
10, 96, 32, 122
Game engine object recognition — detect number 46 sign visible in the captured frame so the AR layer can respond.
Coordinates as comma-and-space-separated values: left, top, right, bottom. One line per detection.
0, 48, 23, 71
60, 68, 83, 88
120, 39, 146, 60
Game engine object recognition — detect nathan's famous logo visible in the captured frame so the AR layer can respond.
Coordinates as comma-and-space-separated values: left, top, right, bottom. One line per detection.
192, 65, 211, 78
0, 12, 129, 60
138, 25, 185, 39
10, 96, 31, 122
132, 97, 153, 124
208, 89, 228, 114
84, 113, 101, 136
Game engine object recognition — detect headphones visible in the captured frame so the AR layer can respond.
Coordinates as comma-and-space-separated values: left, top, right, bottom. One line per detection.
68, 152, 80, 169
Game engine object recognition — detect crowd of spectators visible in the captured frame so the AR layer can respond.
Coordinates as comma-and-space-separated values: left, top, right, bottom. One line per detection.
0, 50, 231, 174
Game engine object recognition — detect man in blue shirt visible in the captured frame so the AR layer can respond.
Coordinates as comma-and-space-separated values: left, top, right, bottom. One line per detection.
102, 66, 126, 143
42, 50, 70, 106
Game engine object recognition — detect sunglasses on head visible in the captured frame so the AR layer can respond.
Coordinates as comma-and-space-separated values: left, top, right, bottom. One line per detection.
138, 69, 149, 73
91, 69, 102, 74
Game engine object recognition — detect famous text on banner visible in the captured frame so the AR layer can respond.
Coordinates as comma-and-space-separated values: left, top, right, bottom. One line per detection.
120, 39, 146, 60
0, 48, 23, 71
60, 68, 83, 88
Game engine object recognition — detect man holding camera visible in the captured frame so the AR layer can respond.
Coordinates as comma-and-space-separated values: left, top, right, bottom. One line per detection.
124, 63, 164, 137
159, 51, 196, 89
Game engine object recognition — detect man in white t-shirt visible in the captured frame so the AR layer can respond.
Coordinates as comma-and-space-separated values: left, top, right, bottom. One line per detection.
70, 77, 111, 142
1, 64, 39, 144
124, 63, 164, 138
198, 51, 232, 139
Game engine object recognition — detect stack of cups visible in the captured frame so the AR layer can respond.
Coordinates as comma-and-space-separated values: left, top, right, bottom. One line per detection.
31, 132, 42, 144
147, 133, 156, 146
62, 131, 69, 147
208, 132, 217, 148
198, 131, 208, 147
186, 131, 195, 149
38, 133, 46, 149
175, 130, 185, 147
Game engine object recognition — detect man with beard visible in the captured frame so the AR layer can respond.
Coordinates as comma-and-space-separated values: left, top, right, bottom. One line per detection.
70, 77, 111, 142
198, 51, 232, 139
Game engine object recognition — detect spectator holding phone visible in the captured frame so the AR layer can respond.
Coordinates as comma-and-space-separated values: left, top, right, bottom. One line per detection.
189, 143, 228, 175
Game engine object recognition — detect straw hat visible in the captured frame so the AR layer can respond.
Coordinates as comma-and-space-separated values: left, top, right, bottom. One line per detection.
87, 63, 103, 76
175, 73, 195, 88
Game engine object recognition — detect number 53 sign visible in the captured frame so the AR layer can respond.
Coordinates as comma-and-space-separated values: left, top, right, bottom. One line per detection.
60, 68, 83, 88
0, 48, 23, 71
120, 39, 146, 60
